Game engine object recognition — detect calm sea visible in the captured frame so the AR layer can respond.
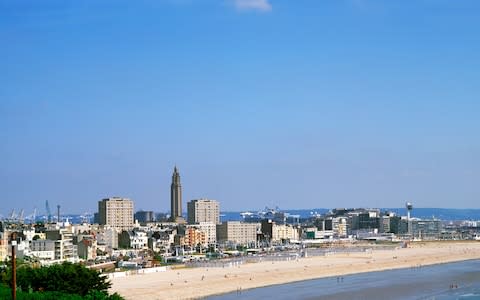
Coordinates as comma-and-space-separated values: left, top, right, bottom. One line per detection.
207, 259, 480, 300
220, 208, 480, 222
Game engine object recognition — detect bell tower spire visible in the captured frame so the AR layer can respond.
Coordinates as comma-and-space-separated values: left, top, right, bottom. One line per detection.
170, 166, 183, 223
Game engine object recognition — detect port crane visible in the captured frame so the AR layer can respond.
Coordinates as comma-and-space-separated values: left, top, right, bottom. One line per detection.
45, 200, 52, 223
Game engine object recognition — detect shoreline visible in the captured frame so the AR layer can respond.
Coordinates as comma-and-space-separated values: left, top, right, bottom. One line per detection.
110, 241, 480, 300
207, 257, 480, 299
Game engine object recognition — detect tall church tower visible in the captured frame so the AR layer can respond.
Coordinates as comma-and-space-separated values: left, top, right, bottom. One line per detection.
170, 166, 184, 223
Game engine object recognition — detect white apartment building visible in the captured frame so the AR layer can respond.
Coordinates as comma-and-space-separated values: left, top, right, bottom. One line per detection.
0, 233, 8, 262
98, 197, 134, 231
187, 199, 220, 225
271, 224, 300, 242
96, 227, 119, 249
45, 229, 77, 260
30, 240, 56, 260
197, 222, 217, 245
216, 221, 259, 245
119, 230, 149, 250
333, 217, 349, 237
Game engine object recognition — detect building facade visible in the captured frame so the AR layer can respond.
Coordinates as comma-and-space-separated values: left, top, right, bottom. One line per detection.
261, 220, 300, 243
217, 221, 259, 245
45, 229, 77, 261
134, 210, 155, 223
185, 222, 217, 246
187, 199, 220, 225
98, 197, 134, 230
0, 232, 7, 262
170, 166, 184, 223
30, 239, 56, 260
411, 219, 443, 239
197, 222, 217, 245
183, 227, 207, 248
96, 227, 119, 250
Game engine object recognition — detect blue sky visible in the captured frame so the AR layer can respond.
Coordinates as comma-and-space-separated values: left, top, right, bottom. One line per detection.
1, 0, 479, 215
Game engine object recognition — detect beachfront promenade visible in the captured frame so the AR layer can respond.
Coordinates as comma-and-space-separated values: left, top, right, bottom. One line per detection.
110, 241, 480, 300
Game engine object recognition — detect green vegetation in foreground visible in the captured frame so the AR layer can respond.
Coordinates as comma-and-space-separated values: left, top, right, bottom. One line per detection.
0, 284, 123, 300
0, 261, 124, 300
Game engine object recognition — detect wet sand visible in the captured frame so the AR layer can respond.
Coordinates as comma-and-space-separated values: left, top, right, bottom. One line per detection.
110, 241, 480, 300
210, 258, 480, 300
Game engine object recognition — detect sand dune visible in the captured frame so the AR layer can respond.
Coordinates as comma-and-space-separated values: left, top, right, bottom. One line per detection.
110, 241, 480, 299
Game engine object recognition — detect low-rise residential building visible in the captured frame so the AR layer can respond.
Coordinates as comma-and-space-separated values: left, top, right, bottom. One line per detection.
149, 228, 176, 253
0, 231, 8, 262
30, 239, 55, 260
45, 229, 77, 260
96, 227, 119, 250
271, 224, 300, 242
217, 221, 259, 245
184, 226, 207, 247
119, 230, 148, 249
261, 220, 300, 243
197, 222, 217, 245
77, 235, 97, 260
332, 217, 349, 237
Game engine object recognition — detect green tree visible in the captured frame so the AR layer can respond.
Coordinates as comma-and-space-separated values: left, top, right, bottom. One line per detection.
7, 262, 112, 296
0, 283, 124, 299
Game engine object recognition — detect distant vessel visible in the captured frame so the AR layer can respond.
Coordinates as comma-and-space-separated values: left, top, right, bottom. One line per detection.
240, 207, 300, 224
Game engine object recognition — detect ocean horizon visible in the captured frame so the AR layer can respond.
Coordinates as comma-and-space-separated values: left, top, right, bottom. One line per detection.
43, 208, 480, 224
220, 208, 480, 222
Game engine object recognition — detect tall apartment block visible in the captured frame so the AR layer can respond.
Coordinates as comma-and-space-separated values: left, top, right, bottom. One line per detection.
97, 197, 134, 230
187, 199, 220, 225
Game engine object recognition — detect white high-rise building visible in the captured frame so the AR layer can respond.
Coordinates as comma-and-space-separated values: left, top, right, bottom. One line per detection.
98, 197, 134, 231
187, 199, 220, 225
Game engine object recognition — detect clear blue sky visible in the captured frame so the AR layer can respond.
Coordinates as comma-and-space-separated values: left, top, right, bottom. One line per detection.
1, 0, 479, 215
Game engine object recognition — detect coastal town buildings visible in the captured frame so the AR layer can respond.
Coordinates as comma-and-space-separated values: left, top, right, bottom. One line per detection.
0, 169, 471, 273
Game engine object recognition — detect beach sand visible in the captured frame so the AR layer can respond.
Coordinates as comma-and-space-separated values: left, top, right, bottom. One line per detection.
110, 241, 480, 299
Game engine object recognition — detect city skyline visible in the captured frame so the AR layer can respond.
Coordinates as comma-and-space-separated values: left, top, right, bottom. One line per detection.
2, 1, 480, 214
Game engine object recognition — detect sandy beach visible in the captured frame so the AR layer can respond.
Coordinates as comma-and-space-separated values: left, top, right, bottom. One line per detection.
110, 241, 480, 299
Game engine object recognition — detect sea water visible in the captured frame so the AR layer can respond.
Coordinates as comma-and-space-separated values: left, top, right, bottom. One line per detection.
207, 259, 480, 300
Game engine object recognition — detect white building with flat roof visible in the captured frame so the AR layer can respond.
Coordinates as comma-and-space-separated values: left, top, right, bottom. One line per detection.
187, 199, 220, 225
98, 197, 134, 231
30, 240, 56, 260
216, 221, 259, 245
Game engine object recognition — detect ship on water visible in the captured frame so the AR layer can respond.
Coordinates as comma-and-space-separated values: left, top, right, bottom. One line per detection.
240, 206, 300, 225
